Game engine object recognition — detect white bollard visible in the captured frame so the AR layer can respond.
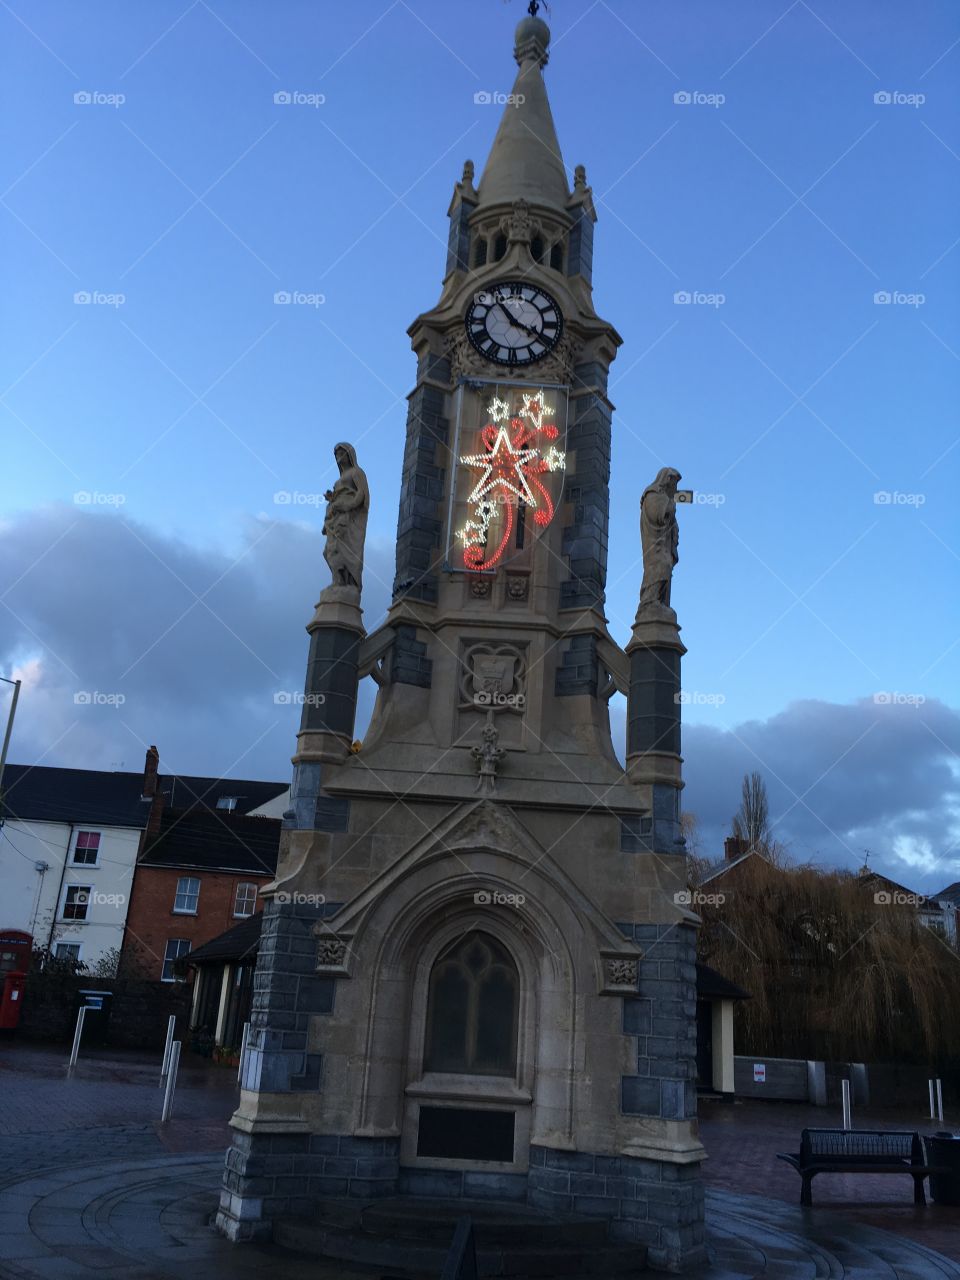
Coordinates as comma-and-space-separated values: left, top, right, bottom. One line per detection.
930, 1078, 937, 1119
68, 1005, 88, 1069
237, 1021, 251, 1086
159, 1014, 176, 1087
936, 1078, 944, 1124
160, 1041, 181, 1123
841, 1079, 852, 1130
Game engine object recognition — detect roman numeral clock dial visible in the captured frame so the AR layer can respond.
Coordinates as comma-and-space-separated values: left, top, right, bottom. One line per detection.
465, 281, 563, 367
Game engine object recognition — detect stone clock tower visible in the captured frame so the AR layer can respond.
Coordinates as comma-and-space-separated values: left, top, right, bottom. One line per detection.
217, 11, 706, 1272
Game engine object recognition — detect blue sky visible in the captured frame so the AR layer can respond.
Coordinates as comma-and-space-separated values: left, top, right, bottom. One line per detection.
2, 1, 959, 886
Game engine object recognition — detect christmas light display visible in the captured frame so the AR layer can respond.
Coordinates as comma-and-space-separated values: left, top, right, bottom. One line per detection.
456, 389, 566, 572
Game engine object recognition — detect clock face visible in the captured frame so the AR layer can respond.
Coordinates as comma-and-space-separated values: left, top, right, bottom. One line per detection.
465, 281, 563, 367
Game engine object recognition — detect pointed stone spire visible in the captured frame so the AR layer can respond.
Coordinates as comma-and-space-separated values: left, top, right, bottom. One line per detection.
476, 13, 570, 212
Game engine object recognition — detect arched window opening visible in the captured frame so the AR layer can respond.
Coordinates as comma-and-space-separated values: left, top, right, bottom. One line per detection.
493, 233, 507, 262
473, 237, 488, 268
531, 236, 544, 263
424, 931, 519, 1076
550, 241, 564, 272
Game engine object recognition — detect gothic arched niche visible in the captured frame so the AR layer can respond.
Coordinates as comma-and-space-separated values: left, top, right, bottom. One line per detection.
423, 930, 519, 1076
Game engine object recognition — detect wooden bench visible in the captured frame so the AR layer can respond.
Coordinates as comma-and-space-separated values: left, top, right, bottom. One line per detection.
777, 1128, 948, 1206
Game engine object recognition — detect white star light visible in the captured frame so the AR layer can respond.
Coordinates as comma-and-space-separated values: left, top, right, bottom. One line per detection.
460, 426, 539, 508
520, 390, 553, 430
487, 396, 511, 422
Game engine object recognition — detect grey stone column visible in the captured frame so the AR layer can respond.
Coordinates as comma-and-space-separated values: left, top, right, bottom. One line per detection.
624, 613, 686, 854
288, 595, 364, 831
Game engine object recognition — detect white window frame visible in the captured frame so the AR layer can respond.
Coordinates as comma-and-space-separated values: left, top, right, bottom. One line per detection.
55, 941, 83, 962
62, 884, 92, 922
233, 881, 258, 918
161, 938, 191, 982
216, 796, 238, 811
71, 829, 102, 867
173, 876, 201, 915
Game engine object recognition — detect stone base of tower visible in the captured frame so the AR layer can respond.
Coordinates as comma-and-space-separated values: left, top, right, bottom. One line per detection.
215, 900, 706, 1272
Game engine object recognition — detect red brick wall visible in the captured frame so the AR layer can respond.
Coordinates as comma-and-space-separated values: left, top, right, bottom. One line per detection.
122, 865, 270, 980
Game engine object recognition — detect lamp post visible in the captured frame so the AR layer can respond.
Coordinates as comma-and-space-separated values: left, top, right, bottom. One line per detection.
0, 676, 21, 803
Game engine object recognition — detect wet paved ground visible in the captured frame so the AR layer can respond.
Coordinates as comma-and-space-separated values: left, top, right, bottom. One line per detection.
0, 1042, 958, 1278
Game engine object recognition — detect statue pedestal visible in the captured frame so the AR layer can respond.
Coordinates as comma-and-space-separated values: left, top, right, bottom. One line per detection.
625, 607, 686, 845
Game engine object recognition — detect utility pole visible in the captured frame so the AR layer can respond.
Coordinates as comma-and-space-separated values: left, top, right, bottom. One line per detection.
0, 676, 21, 805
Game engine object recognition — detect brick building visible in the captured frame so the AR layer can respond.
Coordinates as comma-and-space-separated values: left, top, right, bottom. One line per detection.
120, 752, 285, 983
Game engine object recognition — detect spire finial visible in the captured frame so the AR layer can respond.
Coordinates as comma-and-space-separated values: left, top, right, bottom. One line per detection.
514, 5, 550, 67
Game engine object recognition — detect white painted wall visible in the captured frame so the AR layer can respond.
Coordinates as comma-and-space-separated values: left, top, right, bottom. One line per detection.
0, 819, 141, 969
247, 788, 289, 819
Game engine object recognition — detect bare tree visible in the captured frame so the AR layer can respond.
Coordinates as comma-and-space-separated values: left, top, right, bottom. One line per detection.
731, 771, 771, 851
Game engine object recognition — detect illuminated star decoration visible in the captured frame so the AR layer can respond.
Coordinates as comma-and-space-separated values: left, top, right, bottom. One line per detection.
457, 389, 566, 571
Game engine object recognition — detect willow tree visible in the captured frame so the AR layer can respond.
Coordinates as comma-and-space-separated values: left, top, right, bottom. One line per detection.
697, 858, 960, 1064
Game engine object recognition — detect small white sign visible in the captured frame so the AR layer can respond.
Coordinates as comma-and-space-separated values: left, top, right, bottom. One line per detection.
753, 1063, 766, 1083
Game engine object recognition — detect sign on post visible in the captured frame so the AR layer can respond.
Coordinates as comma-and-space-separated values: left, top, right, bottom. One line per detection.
753, 1063, 766, 1084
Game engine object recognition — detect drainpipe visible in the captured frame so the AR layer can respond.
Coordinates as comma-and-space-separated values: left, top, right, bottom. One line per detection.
46, 822, 75, 954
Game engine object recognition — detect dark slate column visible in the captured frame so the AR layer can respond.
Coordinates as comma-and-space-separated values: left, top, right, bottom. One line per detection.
625, 615, 686, 853
288, 596, 364, 832
559, 362, 611, 611
393, 357, 450, 605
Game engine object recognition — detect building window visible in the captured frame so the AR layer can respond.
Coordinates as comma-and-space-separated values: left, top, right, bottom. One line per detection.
72, 831, 101, 866
424, 931, 519, 1077
550, 241, 564, 272
493, 233, 507, 262
531, 235, 544, 262
161, 939, 191, 982
216, 796, 238, 811
173, 876, 200, 914
473, 237, 487, 268
233, 882, 258, 918
55, 942, 82, 962
62, 886, 91, 921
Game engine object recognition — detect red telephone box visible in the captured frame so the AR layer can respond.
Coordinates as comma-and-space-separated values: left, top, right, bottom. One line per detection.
0, 971, 26, 1030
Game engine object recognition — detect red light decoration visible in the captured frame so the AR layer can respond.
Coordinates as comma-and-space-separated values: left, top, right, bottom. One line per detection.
457, 390, 565, 572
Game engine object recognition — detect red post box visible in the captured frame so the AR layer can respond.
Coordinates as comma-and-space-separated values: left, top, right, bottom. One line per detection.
0, 971, 26, 1030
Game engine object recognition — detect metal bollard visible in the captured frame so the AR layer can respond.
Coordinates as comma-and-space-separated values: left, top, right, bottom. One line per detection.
841, 1079, 852, 1131
237, 1021, 251, 1086
160, 1041, 181, 1124
68, 1005, 87, 1070
936, 1078, 944, 1124
159, 1014, 176, 1087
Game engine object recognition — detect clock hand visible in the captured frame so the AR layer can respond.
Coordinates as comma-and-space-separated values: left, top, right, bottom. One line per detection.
495, 302, 540, 338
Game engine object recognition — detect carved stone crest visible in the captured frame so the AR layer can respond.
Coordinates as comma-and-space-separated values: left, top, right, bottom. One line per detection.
316, 937, 347, 967
471, 712, 506, 794
459, 640, 527, 713
502, 198, 538, 245
506, 575, 529, 601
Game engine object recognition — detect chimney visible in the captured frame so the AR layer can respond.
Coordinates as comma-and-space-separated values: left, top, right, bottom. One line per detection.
142, 745, 160, 799
724, 836, 748, 861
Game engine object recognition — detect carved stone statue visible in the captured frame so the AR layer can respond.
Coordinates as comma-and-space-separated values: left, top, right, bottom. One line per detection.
638, 467, 681, 614
322, 443, 369, 593
471, 712, 505, 794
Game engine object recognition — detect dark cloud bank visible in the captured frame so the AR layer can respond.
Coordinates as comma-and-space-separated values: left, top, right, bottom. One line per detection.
3, 507, 958, 892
